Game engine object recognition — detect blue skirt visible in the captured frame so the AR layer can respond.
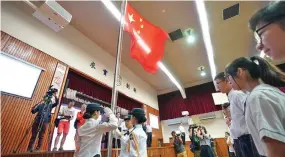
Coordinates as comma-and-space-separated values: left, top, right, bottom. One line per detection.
200, 145, 214, 157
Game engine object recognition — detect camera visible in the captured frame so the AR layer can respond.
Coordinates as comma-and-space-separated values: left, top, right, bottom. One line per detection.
46, 85, 58, 97
43, 85, 58, 105
190, 124, 198, 129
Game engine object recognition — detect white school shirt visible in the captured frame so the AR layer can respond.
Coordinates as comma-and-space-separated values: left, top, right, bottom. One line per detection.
74, 113, 118, 157
129, 124, 147, 157
60, 106, 75, 121
245, 84, 285, 156
146, 125, 152, 133
118, 127, 134, 157
227, 136, 235, 153
120, 121, 127, 131
179, 125, 185, 133
118, 118, 124, 126
228, 89, 249, 139
113, 118, 124, 139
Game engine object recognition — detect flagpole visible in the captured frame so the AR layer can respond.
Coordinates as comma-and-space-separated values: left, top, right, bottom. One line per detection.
107, 0, 127, 157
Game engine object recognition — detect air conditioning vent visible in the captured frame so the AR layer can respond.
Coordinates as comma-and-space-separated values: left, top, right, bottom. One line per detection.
223, 3, 239, 20
199, 112, 216, 121
167, 117, 190, 126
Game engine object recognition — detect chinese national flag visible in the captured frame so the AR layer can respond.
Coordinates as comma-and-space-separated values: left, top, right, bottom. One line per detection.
124, 3, 169, 73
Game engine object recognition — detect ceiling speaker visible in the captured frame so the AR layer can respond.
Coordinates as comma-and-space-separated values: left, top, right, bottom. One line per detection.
223, 3, 239, 20
168, 29, 183, 41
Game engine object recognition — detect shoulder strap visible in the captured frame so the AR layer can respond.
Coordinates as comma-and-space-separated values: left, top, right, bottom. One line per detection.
132, 132, 140, 157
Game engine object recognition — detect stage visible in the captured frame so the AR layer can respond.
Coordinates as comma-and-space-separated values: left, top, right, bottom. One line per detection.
2, 146, 187, 157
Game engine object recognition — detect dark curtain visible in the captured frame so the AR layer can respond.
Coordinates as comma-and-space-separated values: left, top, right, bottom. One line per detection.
67, 70, 142, 110
158, 82, 221, 120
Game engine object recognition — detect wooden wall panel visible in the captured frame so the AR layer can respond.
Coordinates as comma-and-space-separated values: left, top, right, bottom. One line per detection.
215, 138, 229, 157
142, 104, 163, 147
1, 32, 68, 154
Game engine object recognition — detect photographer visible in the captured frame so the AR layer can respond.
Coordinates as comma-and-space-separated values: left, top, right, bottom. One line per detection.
27, 88, 59, 152
189, 125, 201, 157
171, 131, 187, 157
197, 126, 214, 157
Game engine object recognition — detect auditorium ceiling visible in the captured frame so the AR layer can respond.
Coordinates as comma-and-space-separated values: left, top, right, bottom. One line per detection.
11, 1, 280, 94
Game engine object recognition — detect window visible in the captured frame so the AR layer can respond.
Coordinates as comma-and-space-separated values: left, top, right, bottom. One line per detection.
149, 113, 159, 129
0, 52, 42, 98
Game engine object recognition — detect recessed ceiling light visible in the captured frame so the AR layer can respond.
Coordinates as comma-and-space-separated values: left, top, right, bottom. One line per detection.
162, 9, 166, 13
187, 35, 195, 44
184, 28, 195, 44
198, 66, 206, 77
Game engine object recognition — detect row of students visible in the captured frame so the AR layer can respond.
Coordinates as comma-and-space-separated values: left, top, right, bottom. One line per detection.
216, 2, 285, 157
74, 103, 147, 157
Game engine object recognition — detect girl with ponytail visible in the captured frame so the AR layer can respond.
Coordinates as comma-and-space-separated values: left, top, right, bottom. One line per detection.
225, 56, 285, 157
74, 103, 118, 157
126, 108, 148, 157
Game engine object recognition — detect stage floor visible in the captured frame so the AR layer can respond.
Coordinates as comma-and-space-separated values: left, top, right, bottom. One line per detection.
2, 150, 75, 157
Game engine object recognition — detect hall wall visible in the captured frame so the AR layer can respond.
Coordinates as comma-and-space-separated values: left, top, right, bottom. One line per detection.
1, 2, 159, 109
1, 32, 67, 154
161, 111, 229, 143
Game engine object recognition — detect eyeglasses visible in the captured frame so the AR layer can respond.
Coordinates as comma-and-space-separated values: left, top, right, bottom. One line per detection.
254, 16, 285, 44
254, 21, 274, 44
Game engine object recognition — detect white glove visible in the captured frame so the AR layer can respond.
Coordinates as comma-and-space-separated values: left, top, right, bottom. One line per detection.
104, 107, 113, 117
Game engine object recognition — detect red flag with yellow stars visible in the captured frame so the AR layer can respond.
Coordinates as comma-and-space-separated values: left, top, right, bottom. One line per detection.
124, 3, 169, 73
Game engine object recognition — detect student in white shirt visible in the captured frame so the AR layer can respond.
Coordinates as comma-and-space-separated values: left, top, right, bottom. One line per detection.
226, 132, 236, 157
197, 126, 215, 157
248, 1, 285, 60
225, 56, 285, 157
53, 101, 76, 151
74, 103, 117, 157
117, 115, 134, 157
113, 112, 123, 148
179, 123, 186, 145
128, 108, 147, 157
146, 122, 152, 147
120, 121, 127, 132
215, 72, 257, 157
223, 105, 236, 157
